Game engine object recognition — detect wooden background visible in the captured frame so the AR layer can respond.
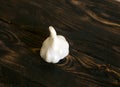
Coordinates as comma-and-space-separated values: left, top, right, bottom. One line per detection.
0, 0, 120, 87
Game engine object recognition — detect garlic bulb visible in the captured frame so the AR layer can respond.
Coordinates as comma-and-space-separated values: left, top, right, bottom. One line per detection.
40, 26, 69, 63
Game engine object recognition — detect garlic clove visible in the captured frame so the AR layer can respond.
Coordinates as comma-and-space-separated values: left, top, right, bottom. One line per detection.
40, 26, 69, 63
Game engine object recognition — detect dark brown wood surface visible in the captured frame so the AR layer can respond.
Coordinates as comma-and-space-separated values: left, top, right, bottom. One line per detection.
0, 0, 120, 87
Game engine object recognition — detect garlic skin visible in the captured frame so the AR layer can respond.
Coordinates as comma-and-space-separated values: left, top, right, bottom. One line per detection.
40, 26, 69, 63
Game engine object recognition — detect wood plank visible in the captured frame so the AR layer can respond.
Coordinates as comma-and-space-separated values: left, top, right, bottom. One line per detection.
0, 0, 120, 87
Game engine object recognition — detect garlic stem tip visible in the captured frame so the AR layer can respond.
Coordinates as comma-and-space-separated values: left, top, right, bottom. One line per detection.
49, 26, 57, 38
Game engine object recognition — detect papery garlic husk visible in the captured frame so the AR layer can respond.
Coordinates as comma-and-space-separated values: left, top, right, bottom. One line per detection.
40, 26, 69, 63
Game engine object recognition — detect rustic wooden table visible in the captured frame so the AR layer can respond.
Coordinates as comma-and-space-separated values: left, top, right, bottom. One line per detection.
0, 0, 120, 87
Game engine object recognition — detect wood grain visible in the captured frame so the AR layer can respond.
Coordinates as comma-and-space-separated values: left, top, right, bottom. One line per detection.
0, 0, 120, 87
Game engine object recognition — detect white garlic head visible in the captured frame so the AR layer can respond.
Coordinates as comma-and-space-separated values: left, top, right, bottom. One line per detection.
40, 26, 69, 63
